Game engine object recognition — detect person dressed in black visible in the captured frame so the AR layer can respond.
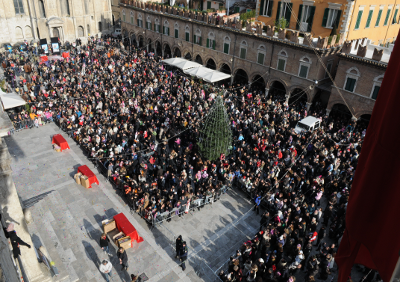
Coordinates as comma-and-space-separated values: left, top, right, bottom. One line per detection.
176, 235, 183, 258
100, 233, 112, 256
5, 223, 31, 258
117, 247, 129, 271
178, 241, 188, 271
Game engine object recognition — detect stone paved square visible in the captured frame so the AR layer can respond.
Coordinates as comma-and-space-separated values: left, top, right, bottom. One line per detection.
5, 123, 260, 282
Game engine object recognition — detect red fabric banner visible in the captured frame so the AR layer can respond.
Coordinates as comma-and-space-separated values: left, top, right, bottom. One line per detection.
336, 31, 400, 282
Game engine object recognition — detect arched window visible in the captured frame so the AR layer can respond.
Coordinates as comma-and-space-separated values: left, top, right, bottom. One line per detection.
298, 55, 312, 78
371, 74, 384, 100
146, 16, 152, 30
257, 45, 266, 65
277, 49, 288, 71
223, 36, 231, 54
155, 18, 160, 33
61, 0, 70, 16
130, 12, 134, 24
207, 32, 215, 49
137, 14, 143, 27
174, 22, 179, 38
344, 67, 360, 93
38, 0, 46, 18
24, 26, 33, 38
78, 26, 84, 37
163, 20, 169, 36
15, 26, 23, 39
194, 28, 202, 45
185, 25, 190, 42
122, 10, 126, 22
239, 40, 247, 59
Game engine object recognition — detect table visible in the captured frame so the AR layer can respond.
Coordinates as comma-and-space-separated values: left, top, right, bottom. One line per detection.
51, 134, 70, 151
77, 165, 99, 188
114, 213, 144, 244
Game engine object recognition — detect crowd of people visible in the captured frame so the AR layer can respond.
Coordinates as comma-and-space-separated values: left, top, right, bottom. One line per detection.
0, 35, 373, 281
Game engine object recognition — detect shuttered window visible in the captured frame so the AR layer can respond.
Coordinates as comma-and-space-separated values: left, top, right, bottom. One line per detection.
384, 9, 392, 26
345, 78, 357, 92
277, 58, 285, 71
354, 10, 363, 29
257, 53, 265, 65
375, 9, 383, 26
365, 10, 373, 28
223, 43, 229, 54
240, 48, 246, 59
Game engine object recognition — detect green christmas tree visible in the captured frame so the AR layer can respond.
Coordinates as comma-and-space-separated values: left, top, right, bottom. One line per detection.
198, 95, 232, 161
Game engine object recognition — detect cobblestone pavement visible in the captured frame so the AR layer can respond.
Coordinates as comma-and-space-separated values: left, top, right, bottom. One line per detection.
5, 123, 261, 282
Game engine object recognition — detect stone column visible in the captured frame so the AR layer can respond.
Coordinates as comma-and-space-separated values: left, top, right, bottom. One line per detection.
0, 138, 48, 282
306, 102, 312, 111
325, 109, 331, 116
265, 87, 269, 98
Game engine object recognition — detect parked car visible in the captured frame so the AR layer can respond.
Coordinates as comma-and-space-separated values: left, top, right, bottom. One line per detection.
112, 28, 121, 38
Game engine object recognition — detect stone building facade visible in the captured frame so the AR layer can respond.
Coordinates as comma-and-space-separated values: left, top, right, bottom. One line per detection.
0, 0, 113, 44
120, 1, 342, 111
120, 1, 388, 119
326, 49, 387, 119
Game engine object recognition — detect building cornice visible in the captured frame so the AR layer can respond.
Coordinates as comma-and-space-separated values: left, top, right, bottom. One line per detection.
338, 53, 388, 70
122, 3, 342, 56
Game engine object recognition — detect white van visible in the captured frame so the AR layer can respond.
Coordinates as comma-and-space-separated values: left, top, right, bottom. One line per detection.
294, 116, 320, 134
112, 28, 121, 37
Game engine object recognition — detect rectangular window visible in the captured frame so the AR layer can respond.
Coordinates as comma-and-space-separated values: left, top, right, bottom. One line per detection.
371, 85, 380, 100
393, 9, 398, 24
14, 0, 25, 14
384, 9, 392, 26
299, 65, 309, 78
345, 77, 357, 92
257, 53, 265, 65
277, 58, 286, 71
223, 43, 229, 54
325, 62, 333, 78
175, 29, 179, 38
299, 5, 315, 32
123, 15, 126, 22
234, 7, 240, 13
260, 0, 274, 17
322, 8, 341, 29
207, 1, 211, 9
365, 9, 373, 28
131, 17, 134, 25
185, 32, 189, 42
240, 47, 246, 59
156, 24, 160, 33
376, 9, 383, 26
355, 10, 363, 29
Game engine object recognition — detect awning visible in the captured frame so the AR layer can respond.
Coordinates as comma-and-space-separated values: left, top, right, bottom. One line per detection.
0, 90, 26, 110
202, 70, 231, 83
184, 66, 210, 77
162, 58, 201, 70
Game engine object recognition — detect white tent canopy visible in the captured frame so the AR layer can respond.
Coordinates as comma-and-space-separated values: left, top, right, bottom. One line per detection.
202, 70, 231, 83
0, 89, 26, 110
183, 66, 210, 77
162, 58, 201, 70
163, 58, 231, 82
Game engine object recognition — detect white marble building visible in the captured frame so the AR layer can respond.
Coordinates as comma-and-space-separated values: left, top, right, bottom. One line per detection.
0, 0, 113, 44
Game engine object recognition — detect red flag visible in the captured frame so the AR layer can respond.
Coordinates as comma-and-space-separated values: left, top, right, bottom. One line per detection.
336, 31, 400, 281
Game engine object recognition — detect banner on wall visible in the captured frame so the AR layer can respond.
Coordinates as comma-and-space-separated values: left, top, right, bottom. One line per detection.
52, 43, 60, 54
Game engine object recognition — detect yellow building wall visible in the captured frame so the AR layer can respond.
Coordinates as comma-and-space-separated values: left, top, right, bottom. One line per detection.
347, 0, 400, 44
256, 0, 400, 43
256, 0, 348, 38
